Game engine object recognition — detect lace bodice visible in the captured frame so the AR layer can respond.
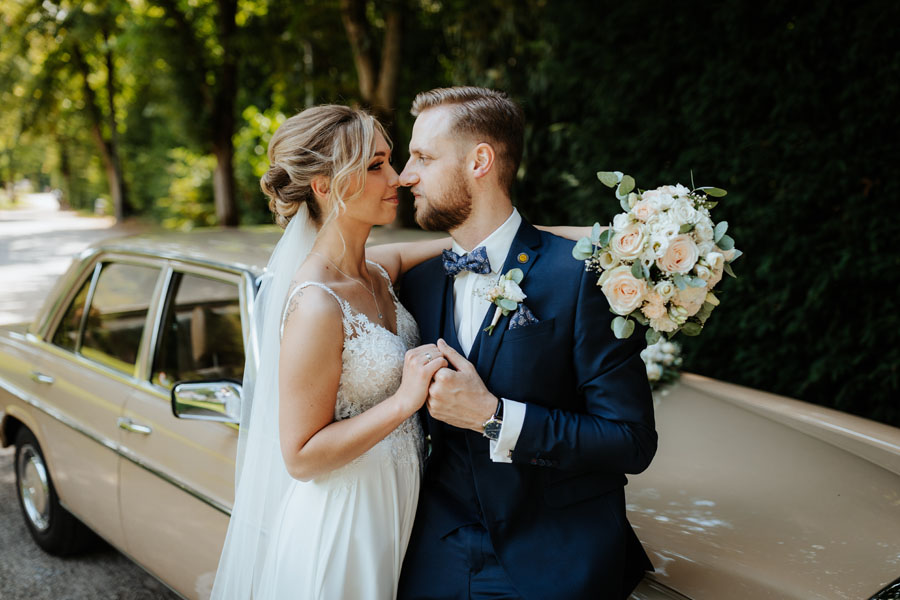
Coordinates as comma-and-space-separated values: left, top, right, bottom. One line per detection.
281, 261, 420, 424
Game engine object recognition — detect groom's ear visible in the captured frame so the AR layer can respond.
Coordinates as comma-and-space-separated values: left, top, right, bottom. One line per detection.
470, 142, 495, 180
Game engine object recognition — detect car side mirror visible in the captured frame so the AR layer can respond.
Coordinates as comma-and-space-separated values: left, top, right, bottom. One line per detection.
171, 380, 242, 424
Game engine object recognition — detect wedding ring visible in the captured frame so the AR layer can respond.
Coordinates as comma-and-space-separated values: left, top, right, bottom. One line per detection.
424, 352, 433, 362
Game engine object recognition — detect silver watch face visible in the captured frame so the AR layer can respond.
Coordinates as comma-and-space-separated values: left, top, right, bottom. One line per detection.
483, 419, 502, 440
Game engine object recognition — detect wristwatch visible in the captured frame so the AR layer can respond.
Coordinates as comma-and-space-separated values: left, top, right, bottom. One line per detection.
482, 398, 504, 440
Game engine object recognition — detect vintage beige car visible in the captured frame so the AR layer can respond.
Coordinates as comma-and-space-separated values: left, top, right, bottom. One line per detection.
0, 230, 898, 600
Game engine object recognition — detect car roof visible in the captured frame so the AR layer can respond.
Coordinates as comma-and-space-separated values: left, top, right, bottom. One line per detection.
90, 227, 282, 276
88, 226, 444, 277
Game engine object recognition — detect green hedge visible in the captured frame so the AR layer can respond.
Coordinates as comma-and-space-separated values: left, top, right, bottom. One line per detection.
472, 0, 899, 425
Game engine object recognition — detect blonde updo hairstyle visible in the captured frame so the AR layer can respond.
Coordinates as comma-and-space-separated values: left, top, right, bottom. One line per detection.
260, 105, 389, 230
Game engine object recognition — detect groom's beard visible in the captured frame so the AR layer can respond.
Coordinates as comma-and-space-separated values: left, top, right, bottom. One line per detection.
414, 169, 472, 232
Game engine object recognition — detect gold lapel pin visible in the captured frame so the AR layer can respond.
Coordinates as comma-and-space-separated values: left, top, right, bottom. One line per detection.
517, 252, 529, 263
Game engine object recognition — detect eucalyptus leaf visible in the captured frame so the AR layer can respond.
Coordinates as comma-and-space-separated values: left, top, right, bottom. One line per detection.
717, 234, 735, 251
681, 321, 703, 336
613, 171, 624, 183
631, 261, 644, 279
618, 175, 636, 196
598, 229, 612, 247
632, 311, 649, 325
597, 171, 618, 188
591, 223, 603, 244
679, 223, 694, 234
695, 302, 715, 322
729, 248, 743, 262
699, 186, 727, 197
688, 276, 707, 288
673, 273, 687, 290
619, 196, 631, 211
506, 268, 524, 284
612, 316, 635, 339
645, 328, 661, 345
724, 262, 737, 278
573, 238, 594, 260
714, 221, 728, 242
499, 298, 518, 311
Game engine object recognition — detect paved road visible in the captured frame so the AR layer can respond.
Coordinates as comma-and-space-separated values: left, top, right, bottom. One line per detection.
0, 197, 180, 599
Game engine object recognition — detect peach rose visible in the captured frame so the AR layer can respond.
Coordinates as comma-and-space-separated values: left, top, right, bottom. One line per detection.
611, 224, 645, 260
673, 285, 707, 317
601, 266, 648, 315
641, 299, 667, 320
631, 199, 658, 222
656, 234, 700, 274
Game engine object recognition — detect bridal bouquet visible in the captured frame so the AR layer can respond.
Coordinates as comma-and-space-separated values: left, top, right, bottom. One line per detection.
573, 171, 741, 344
641, 339, 683, 389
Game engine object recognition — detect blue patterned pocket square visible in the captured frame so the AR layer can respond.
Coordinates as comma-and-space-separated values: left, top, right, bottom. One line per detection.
508, 304, 539, 330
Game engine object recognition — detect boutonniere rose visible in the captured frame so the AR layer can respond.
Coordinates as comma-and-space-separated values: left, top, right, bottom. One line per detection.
480, 268, 526, 335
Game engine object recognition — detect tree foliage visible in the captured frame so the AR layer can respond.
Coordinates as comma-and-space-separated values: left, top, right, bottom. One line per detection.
1, 0, 897, 424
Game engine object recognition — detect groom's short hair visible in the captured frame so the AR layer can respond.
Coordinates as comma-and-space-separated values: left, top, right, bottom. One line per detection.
411, 86, 524, 193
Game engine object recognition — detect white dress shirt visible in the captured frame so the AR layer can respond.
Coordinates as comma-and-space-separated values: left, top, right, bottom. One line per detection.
449, 208, 526, 463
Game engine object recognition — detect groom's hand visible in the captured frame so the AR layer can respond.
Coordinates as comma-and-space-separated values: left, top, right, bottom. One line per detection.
426, 339, 497, 432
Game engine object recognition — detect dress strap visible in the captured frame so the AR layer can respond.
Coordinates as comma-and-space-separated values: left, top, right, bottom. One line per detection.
280, 281, 353, 339
366, 260, 399, 303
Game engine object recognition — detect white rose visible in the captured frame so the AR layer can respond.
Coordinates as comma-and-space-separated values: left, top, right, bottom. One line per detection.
656, 234, 700, 274
669, 304, 690, 324
673, 284, 707, 316
613, 213, 631, 231
610, 224, 646, 261
601, 266, 648, 315
671, 198, 698, 225
649, 313, 679, 332
697, 240, 715, 256
499, 279, 526, 303
654, 280, 676, 301
695, 265, 712, 280
694, 220, 714, 242
706, 251, 724, 270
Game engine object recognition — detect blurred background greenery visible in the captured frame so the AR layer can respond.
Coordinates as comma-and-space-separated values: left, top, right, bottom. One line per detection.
1, 0, 897, 425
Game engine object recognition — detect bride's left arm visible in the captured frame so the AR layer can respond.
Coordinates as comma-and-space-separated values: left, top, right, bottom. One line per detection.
365, 226, 595, 283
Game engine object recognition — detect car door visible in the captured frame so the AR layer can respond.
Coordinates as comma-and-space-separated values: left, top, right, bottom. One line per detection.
118, 265, 246, 600
33, 258, 164, 551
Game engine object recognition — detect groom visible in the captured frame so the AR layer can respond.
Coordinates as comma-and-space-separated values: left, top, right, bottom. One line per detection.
396, 86, 657, 599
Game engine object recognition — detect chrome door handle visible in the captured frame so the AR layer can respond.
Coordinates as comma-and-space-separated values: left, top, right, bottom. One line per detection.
30, 371, 55, 385
117, 417, 152, 435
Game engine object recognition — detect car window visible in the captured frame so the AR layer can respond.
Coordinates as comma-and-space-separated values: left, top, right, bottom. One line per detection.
79, 263, 161, 375
51, 275, 92, 351
151, 272, 245, 389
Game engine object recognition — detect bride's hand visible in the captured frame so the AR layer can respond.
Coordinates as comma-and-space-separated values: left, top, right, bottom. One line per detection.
395, 344, 447, 416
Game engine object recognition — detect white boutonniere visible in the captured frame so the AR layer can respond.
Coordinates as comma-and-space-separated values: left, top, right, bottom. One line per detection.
480, 268, 526, 335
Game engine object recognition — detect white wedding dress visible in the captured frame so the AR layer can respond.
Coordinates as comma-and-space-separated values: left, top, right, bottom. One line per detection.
255, 264, 424, 600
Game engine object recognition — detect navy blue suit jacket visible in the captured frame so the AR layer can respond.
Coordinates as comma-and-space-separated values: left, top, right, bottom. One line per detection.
399, 219, 656, 599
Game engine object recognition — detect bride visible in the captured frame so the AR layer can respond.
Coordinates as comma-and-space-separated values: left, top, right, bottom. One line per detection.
211, 104, 585, 599
211, 104, 449, 600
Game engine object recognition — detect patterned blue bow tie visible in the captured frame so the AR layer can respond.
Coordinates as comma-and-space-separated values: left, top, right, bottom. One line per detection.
442, 246, 492, 277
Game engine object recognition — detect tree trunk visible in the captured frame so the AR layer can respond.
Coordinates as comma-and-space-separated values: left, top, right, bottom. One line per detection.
102, 29, 128, 220
71, 43, 127, 221
213, 0, 239, 227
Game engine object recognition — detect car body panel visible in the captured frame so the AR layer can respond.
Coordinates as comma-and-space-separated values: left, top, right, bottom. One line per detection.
626, 373, 900, 600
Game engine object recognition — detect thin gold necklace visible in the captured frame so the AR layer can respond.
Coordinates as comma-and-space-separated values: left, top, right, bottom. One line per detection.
310, 252, 383, 320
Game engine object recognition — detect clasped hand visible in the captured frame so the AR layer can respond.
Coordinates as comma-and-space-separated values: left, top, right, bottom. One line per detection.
425, 339, 497, 432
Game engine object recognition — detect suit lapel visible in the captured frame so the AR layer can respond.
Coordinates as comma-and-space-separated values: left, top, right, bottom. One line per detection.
473, 220, 543, 381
